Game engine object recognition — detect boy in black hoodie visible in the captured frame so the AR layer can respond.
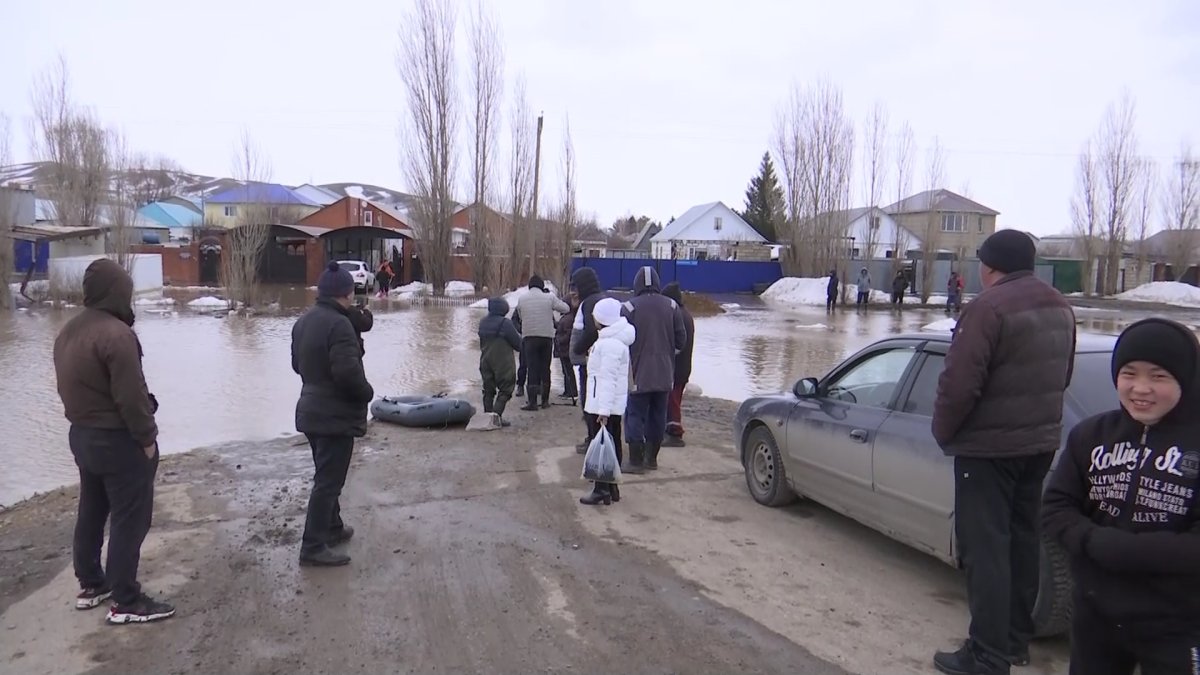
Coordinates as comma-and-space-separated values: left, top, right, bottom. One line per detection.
478, 298, 523, 427
1043, 318, 1200, 675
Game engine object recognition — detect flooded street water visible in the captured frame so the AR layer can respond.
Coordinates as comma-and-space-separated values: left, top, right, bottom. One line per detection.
0, 287, 1171, 506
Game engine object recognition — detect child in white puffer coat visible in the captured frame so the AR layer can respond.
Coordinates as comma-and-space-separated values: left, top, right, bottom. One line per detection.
580, 297, 636, 506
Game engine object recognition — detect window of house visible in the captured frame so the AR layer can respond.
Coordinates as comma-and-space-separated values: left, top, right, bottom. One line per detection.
851, 247, 861, 259
714, 216, 723, 231
364, 210, 373, 226
941, 213, 965, 233
870, 216, 881, 230
885, 249, 894, 259
224, 206, 237, 217
978, 216, 984, 233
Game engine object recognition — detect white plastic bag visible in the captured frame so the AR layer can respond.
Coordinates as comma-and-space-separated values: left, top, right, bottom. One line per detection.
581, 427, 622, 484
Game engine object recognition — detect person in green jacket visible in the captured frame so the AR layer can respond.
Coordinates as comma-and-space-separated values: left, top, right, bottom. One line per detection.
479, 297, 523, 427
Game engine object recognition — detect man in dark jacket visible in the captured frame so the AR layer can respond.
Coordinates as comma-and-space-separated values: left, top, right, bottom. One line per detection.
825, 269, 839, 312
662, 282, 694, 448
621, 266, 687, 473
1043, 318, 1200, 674
891, 270, 908, 307
570, 266, 608, 452
53, 258, 175, 624
291, 261, 375, 567
931, 230, 1076, 674
512, 306, 527, 399
553, 292, 579, 399
479, 297, 523, 425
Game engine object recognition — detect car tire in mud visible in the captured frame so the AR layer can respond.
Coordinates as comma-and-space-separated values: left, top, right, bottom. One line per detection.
743, 426, 796, 507
1032, 537, 1072, 637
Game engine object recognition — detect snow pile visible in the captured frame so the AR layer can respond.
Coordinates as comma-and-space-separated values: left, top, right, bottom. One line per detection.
445, 280, 476, 296
136, 296, 176, 306
761, 277, 888, 305
1115, 282, 1200, 307
721, 303, 742, 310
187, 296, 230, 311
795, 323, 827, 330
390, 281, 431, 296
923, 318, 958, 332
468, 284, 563, 310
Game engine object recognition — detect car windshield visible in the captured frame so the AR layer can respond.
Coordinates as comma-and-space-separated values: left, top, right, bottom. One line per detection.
1066, 352, 1118, 416
338, 262, 362, 272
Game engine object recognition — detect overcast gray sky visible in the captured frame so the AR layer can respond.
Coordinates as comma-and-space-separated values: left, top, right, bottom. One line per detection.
2, 0, 1197, 235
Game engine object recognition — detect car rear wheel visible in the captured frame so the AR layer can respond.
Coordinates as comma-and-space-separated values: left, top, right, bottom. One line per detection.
1032, 538, 1072, 637
743, 426, 796, 507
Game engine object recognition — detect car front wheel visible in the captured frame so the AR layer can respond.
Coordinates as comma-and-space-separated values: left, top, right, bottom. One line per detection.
743, 425, 796, 507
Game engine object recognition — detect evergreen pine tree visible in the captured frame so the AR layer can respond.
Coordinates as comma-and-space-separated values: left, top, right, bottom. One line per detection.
741, 152, 785, 242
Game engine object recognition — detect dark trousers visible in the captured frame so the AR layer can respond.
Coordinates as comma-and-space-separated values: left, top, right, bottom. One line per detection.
559, 356, 578, 397
480, 364, 515, 416
948, 292, 962, 311
586, 414, 624, 485
70, 426, 158, 606
954, 454, 1053, 659
856, 291, 869, 305
516, 340, 527, 387
625, 391, 670, 445
1070, 600, 1200, 675
579, 363, 595, 441
666, 382, 686, 438
302, 435, 354, 555
826, 294, 837, 311
524, 336, 553, 402
892, 290, 905, 306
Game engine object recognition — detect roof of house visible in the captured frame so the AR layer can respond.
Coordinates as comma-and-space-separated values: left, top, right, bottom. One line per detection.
630, 220, 662, 250
293, 184, 342, 206
884, 189, 999, 216
651, 201, 766, 243
138, 202, 204, 228
207, 182, 319, 206
11, 224, 107, 242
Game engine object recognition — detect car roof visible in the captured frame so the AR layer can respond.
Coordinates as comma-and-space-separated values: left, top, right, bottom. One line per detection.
892, 331, 1117, 353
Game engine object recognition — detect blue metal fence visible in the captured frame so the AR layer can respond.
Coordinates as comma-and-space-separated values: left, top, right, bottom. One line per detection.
570, 257, 782, 293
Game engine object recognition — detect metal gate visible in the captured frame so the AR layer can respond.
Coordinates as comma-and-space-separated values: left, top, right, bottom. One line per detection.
259, 234, 308, 284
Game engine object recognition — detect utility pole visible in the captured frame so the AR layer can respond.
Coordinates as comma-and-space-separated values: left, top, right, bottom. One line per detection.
529, 112, 544, 275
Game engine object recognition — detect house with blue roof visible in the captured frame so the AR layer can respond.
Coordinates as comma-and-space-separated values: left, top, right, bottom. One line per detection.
650, 201, 770, 261
203, 182, 321, 228
138, 201, 204, 241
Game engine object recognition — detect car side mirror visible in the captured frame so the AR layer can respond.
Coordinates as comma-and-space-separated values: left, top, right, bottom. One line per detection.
794, 377, 819, 398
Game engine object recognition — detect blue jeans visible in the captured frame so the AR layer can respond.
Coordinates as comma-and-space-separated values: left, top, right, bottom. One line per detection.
624, 391, 669, 445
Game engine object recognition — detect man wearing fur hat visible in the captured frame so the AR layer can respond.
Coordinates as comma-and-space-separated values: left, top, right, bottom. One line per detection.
931, 229, 1076, 674
291, 262, 375, 567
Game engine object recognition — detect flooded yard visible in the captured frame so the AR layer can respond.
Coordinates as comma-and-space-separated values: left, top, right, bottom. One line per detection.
0, 287, 1168, 506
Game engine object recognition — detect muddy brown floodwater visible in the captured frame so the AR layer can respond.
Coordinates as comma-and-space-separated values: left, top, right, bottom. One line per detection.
0, 287, 1166, 507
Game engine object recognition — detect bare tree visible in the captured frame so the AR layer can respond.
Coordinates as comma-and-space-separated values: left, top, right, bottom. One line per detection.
128, 153, 184, 207
105, 131, 140, 273
0, 114, 15, 310
1070, 141, 1101, 295
222, 131, 273, 307
1162, 142, 1200, 281
1096, 94, 1141, 295
773, 79, 855, 278
467, 0, 504, 292
860, 102, 889, 262
30, 56, 111, 228
397, 0, 458, 294
548, 116, 578, 291
918, 137, 946, 302
1131, 158, 1158, 286
891, 122, 915, 273
506, 75, 535, 287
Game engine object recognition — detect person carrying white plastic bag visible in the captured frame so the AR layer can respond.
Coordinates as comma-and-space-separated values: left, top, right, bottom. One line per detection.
579, 297, 635, 506
581, 426, 621, 484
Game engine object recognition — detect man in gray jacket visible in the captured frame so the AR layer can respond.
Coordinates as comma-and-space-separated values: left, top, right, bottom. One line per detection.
621, 266, 687, 473
516, 275, 569, 410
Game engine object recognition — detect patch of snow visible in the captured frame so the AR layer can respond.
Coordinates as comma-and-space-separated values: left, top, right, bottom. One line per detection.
762, 277, 888, 305
923, 318, 958, 332
469, 285, 564, 311
721, 303, 742, 310
1115, 282, 1200, 307
187, 296, 230, 311
1067, 292, 1085, 297
136, 297, 176, 306
445, 280, 476, 296
391, 281, 431, 295
795, 323, 827, 329
345, 185, 365, 199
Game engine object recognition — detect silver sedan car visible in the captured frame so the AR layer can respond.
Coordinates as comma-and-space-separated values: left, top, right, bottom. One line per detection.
733, 331, 1117, 637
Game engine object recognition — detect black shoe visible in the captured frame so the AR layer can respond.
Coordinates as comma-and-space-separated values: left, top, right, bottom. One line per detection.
1008, 648, 1029, 667
540, 400, 551, 409
933, 641, 1010, 675
579, 484, 612, 506
662, 436, 686, 448
623, 443, 647, 475
514, 385, 525, 398
496, 416, 511, 428
329, 525, 355, 546
299, 547, 352, 567
76, 584, 113, 610
520, 402, 539, 411
610, 483, 620, 502
645, 442, 660, 470
105, 593, 176, 624
576, 441, 589, 455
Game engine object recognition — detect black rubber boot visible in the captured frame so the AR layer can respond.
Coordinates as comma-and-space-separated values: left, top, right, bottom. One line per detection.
520, 391, 539, 411
515, 385, 525, 398
579, 483, 611, 506
481, 392, 494, 415
624, 443, 647, 475
645, 442, 660, 471
540, 384, 550, 409
610, 483, 620, 503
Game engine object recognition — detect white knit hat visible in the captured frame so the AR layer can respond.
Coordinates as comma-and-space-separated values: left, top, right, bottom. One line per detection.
592, 297, 622, 327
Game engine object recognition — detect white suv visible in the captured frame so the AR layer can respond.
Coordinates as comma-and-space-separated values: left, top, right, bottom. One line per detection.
337, 261, 376, 292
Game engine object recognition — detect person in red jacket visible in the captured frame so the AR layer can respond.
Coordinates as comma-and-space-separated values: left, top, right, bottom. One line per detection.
1043, 318, 1200, 674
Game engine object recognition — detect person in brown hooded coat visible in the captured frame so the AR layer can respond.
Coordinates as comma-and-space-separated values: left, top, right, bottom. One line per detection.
53, 258, 176, 624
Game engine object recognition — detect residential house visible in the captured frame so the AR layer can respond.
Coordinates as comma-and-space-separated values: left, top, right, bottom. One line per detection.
33, 197, 170, 246
884, 189, 999, 261
1141, 229, 1200, 285
203, 183, 320, 228
650, 202, 770, 261
293, 184, 343, 207
815, 206, 921, 261
138, 201, 204, 241
299, 196, 416, 284
572, 223, 609, 258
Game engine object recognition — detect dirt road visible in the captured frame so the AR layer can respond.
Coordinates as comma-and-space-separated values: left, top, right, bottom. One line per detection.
0, 396, 1067, 674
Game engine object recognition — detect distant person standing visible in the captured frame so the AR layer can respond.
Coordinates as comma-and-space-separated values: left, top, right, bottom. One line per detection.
291, 262, 375, 567
621, 266, 687, 473
855, 267, 872, 306
512, 306, 527, 399
825, 269, 839, 312
947, 271, 965, 313
554, 291, 580, 400
53, 258, 175, 624
662, 282, 695, 448
375, 260, 393, 298
891, 270, 908, 307
931, 230, 1076, 674
516, 275, 569, 410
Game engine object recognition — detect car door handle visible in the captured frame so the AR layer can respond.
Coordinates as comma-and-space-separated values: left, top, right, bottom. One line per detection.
849, 429, 869, 443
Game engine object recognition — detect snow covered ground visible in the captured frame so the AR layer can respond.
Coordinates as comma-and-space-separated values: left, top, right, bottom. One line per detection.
136, 296, 176, 307
444, 281, 476, 296
922, 318, 958, 332
187, 296, 230, 311
1114, 282, 1200, 307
